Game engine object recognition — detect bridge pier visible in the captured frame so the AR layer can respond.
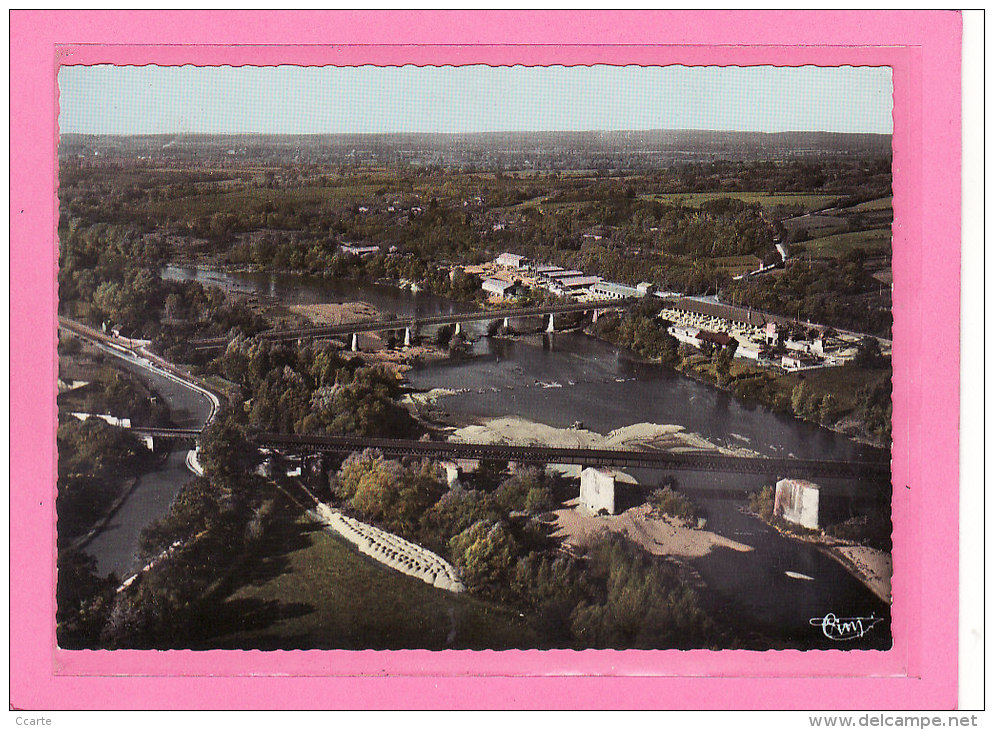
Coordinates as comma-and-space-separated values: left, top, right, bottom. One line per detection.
351, 333, 359, 352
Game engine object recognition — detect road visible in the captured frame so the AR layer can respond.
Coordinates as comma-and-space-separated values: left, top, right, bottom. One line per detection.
59, 317, 221, 428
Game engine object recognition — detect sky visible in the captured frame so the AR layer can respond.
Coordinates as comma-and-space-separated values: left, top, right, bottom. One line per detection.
58, 64, 893, 136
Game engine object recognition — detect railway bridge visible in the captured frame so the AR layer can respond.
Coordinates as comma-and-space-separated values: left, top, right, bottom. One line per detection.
117, 427, 889, 494
253, 432, 891, 482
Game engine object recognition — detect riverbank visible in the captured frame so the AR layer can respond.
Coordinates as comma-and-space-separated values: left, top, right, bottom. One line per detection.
289, 301, 379, 326
591, 323, 890, 451
818, 543, 892, 604
445, 415, 761, 458
747, 507, 892, 604
553, 499, 753, 560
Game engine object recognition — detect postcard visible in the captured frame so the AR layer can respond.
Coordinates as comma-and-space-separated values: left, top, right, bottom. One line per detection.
10, 10, 963, 710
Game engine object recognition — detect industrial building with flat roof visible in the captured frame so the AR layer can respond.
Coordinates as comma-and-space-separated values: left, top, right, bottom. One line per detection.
589, 281, 646, 300
556, 275, 601, 290
482, 278, 521, 300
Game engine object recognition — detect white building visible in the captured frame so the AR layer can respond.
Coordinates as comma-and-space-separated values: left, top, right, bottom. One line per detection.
589, 281, 645, 300
774, 478, 821, 529
496, 252, 528, 269
557, 275, 601, 294
482, 278, 519, 300
733, 338, 762, 361
669, 324, 701, 347
765, 322, 780, 345
340, 243, 381, 256
580, 467, 616, 515
781, 353, 822, 371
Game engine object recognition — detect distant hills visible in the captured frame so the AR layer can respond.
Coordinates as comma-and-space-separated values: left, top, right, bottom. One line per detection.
59, 129, 891, 169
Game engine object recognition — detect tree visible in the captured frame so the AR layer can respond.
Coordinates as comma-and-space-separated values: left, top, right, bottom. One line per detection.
435, 324, 454, 347
854, 336, 885, 368
197, 411, 258, 490
56, 549, 114, 648
390, 460, 447, 536
495, 467, 549, 513
334, 448, 395, 503
449, 520, 518, 592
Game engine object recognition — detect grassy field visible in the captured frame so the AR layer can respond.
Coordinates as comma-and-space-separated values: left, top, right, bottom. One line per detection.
712, 254, 762, 276
772, 365, 890, 414
638, 192, 838, 212
801, 228, 892, 259
201, 499, 539, 650
846, 196, 893, 213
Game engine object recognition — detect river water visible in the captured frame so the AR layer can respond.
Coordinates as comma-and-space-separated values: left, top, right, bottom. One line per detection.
157, 265, 893, 647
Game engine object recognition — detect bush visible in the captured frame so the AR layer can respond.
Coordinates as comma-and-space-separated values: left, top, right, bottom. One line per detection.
825, 514, 892, 551
495, 467, 544, 512
524, 486, 554, 514
748, 486, 775, 521
648, 487, 701, 524
333, 451, 446, 541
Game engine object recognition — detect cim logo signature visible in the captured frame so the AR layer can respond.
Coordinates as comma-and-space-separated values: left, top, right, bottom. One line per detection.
809, 613, 884, 641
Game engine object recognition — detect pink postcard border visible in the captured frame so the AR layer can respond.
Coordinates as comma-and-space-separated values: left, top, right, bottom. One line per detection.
10, 10, 962, 710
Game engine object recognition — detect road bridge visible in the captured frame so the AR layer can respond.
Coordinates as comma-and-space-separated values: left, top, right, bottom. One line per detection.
131, 427, 202, 440
190, 299, 630, 350
254, 432, 891, 482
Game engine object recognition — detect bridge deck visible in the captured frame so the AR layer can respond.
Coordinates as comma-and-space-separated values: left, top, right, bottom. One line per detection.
121, 426, 889, 481
255, 432, 890, 481
191, 299, 628, 348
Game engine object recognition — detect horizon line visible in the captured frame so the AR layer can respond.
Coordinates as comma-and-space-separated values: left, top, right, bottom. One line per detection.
61, 128, 893, 137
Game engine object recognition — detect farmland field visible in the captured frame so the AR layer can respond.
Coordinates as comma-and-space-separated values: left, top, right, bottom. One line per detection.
202, 506, 538, 650
143, 183, 389, 219
846, 196, 893, 212
801, 228, 892, 259
712, 254, 763, 275
638, 192, 839, 212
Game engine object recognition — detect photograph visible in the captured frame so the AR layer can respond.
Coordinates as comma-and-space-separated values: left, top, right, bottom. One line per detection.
54, 62, 896, 652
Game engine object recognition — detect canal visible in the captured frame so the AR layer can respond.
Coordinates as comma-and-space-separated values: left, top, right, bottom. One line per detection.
81, 345, 215, 579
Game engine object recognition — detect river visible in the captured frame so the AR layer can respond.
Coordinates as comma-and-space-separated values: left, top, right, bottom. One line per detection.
160, 265, 893, 648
